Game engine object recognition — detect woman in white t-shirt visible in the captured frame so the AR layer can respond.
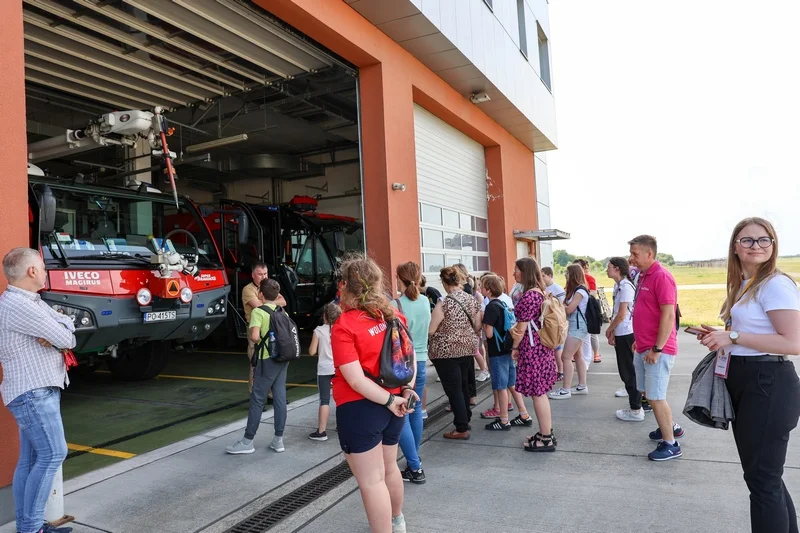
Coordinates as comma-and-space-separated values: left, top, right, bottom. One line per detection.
605, 257, 643, 421
308, 303, 342, 441
548, 264, 591, 400
696, 217, 800, 533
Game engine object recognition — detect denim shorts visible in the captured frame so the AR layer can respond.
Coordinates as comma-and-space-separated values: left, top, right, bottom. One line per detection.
317, 374, 334, 406
567, 312, 589, 340
336, 399, 405, 454
489, 354, 517, 390
633, 351, 675, 400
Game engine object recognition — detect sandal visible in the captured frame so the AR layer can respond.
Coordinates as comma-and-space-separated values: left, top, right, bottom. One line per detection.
524, 432, 556, 452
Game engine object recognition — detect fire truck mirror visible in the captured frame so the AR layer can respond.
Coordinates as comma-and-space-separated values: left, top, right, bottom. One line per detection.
237, 212, 249, 245
39, 185, 57, 234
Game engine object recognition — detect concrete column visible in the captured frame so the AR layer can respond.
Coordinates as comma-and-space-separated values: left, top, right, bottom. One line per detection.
358, 63, 419, 275
0, 0, 30, 511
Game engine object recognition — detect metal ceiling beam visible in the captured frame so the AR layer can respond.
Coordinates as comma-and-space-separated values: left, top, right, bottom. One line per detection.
24, 41, 192, 107
219, 0, 355, 76
123, 0, 304, 80
25, 55, 173, 109
25, 72, 149, 110
172, 0, 327, 73
24, 23, 223, 100
23, 1, 248, 90
70, 0, 271, 86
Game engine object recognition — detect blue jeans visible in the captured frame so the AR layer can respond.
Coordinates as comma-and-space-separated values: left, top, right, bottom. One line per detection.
489, 355, 517, 390
399, 361, 427, 471
6, 387, 68, 533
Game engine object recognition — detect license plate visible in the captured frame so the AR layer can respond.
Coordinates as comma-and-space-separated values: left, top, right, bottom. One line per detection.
143, 311, 177, 323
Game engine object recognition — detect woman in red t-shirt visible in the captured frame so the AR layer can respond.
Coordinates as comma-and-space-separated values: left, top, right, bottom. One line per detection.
331, 256, 418, 533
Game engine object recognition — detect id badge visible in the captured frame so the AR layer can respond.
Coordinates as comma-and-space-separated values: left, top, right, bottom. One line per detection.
714, 348, 731, 379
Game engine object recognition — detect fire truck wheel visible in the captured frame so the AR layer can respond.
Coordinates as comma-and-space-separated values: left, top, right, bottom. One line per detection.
108, 341, 170, 381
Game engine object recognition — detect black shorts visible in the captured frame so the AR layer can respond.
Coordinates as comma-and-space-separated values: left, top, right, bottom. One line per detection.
336, 399, 405, 454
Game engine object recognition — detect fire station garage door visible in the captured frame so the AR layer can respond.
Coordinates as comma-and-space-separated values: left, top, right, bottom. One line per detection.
414, 105, 489, 284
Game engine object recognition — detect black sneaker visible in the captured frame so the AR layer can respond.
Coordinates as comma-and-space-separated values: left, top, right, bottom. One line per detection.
401, 466, 426, 484
510, 414, 534, 427
485, 419, 511, 431
641, 400, 653, 413
309, 430, 328, 441
42, 524, 73, 533
649, 424, 685, 441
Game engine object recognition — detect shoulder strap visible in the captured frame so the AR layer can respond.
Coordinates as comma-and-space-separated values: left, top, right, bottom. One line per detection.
394, 298, 403, 314
446, 294, 474, 329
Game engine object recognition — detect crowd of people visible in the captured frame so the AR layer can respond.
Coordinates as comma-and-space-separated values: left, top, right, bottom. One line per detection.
1, 216, 799, 533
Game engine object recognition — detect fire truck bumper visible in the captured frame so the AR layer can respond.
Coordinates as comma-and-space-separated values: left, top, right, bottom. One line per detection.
41, 286, 231, 352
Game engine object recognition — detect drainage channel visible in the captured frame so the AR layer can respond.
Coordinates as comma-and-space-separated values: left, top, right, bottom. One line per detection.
224, 380, 492, 533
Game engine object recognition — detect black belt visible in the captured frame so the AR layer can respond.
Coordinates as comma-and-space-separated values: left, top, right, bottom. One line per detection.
731, 355, 788, 363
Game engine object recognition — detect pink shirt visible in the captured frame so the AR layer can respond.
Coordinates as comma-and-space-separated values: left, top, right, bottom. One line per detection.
632, 261, 678, 355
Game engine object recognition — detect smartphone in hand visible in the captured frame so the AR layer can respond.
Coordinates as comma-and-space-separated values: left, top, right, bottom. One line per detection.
406, 394, 417, 411
685, 326, 706, 336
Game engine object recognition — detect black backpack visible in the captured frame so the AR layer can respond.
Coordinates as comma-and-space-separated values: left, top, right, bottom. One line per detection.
576, 286, 602, 335
363, 318, 415, 388
252, 305, 301, 364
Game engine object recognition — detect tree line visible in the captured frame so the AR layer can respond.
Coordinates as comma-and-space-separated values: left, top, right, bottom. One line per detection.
553, 250, 676, 272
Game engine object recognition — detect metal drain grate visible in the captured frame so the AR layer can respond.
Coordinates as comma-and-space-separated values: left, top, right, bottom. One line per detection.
225, 461, 353, 533
225, 379, 491, 532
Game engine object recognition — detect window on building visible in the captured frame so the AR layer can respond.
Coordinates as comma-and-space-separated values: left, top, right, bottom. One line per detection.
483, 0, 493, 11
419, 202, 490, 276
538, 22, 551, 90
517, 0, 528, 59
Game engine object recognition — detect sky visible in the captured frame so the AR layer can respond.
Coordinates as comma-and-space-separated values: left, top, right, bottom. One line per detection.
545, 0, 800, 261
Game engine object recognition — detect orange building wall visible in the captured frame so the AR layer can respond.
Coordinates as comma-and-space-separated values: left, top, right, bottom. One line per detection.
0, 0, 29, 488
260, 0, 539, 286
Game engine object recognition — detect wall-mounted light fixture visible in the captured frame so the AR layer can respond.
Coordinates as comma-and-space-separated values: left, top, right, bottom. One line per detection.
469, 92, 491, 104
392, 183, 406, 192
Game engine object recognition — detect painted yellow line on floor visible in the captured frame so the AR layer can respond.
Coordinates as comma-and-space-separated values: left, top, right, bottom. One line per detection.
97, 369, 316, 387
154, 373, 318, 388
68, 443, 136, 459
194, 350, 315, 357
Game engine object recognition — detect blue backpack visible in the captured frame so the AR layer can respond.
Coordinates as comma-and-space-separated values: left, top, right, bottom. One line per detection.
492, 300, 517, 353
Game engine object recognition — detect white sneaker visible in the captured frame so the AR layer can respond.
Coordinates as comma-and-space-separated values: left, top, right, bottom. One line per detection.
571, 386, 589, 395
421, 409, 428, 420
548, 387, 571, 400
226, 440, 255, 455
391, 513, 407, 533
269, 436, 285, 453
476, 370, 490, 382
615, 388, 629, 398
616, 408, 645, 422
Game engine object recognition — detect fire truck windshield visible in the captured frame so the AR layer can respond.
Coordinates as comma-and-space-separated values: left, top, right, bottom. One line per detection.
39, 186, 221, 267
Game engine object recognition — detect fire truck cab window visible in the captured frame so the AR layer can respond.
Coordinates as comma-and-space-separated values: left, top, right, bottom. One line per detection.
41, 187, 220, 266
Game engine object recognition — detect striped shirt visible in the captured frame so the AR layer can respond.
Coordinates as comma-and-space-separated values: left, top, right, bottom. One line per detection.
0, 285, 77, 406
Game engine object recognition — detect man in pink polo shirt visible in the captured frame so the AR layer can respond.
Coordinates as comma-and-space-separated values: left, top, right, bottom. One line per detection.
629, 235, 684, 461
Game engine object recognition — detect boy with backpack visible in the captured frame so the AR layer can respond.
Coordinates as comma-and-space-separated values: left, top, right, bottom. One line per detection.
480, 275, 531, 430
227, 278, 301, 455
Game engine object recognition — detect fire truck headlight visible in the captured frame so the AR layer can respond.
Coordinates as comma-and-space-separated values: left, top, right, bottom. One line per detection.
50, 304, 93, 329
136, 288, 152, 306
180, 287, 193, 304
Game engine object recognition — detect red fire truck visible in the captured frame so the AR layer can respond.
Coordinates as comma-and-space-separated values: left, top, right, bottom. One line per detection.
26, 108, 230, 380
209, 196, 363, 338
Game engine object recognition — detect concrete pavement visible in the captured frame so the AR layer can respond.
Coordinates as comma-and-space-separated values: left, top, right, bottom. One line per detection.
2, 328, 797, 533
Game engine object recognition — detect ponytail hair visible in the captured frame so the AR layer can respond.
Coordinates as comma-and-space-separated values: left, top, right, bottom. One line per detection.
608, 257, 632, 282
338, 255, 395, 321
396, 261, 422, 301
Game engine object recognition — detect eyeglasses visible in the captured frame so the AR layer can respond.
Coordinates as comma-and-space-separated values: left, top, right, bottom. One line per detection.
736, 237, 774, 249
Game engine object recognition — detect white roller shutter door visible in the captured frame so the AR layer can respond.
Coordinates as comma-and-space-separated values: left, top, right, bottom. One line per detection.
414, 105, 489, 286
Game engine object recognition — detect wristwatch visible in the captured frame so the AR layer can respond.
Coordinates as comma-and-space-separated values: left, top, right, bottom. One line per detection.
652, 346, 663, 353
729, 331, 740, 345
